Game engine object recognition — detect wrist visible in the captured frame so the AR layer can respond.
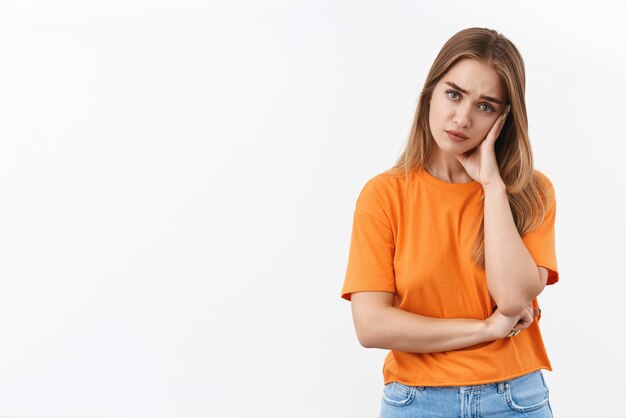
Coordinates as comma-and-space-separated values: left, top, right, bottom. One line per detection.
482, 317, 498, 342
481, 178, 506, 192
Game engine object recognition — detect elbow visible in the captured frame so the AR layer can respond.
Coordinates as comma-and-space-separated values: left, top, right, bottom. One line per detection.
496, 301, 529, 317
496, 291, 536, 317
355, 322, 376, 348
358, 334, 374, 349
354, 310, 386, 348
350, 293, 393, 349
494, 273, 545, 317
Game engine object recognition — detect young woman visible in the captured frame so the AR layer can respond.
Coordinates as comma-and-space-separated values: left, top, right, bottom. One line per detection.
341, 27, 559, 417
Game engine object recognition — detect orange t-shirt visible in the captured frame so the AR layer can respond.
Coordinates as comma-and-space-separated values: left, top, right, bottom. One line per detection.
341, 166, 559, 386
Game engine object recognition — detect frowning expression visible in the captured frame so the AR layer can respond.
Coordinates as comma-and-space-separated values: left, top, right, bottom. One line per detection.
429, 58, 507, 154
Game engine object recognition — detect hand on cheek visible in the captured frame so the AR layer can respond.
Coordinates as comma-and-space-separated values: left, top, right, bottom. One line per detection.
454, 104, 510, 185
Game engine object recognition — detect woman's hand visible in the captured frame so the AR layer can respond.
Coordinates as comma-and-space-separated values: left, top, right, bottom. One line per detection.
511, 303, 539, 331
485, 308, 521, 340
453, 104, 510, 187
485, 302, 539, 340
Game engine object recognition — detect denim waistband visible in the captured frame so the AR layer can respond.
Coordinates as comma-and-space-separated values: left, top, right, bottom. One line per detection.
410, 370, 542, 394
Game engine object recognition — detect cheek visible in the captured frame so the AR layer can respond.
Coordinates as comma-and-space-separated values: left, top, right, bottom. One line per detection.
476, 118, 498, 136
429, 97, 451, 123
433, 95, 453, 112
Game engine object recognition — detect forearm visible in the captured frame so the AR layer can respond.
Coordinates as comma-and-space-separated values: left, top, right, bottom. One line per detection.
362, 307, 494, 353
483, 180, 541, 316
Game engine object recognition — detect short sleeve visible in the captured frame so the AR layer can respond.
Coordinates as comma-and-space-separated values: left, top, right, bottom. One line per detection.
341, 177, 396, 301
521, 173, 559, 285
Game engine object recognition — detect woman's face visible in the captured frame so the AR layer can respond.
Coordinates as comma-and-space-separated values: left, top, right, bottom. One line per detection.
428, 58, 507, 155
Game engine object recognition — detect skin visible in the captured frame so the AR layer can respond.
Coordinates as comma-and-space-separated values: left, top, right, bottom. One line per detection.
351, 59, 547, 351
427, 58, 508, 184
427, 58, 541, 336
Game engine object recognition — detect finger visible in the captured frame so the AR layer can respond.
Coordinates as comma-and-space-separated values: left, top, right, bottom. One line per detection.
495, 105, 510, 136
485, 109, 508, 145
523, 310, 533, 326
515, 307, 533, 330
484, 117, 503, 145
519, 314, 533, 329
496, 108, 509, 135
499, 105, 511, 132
506, 329, 520, 337
515, 319, 531, 330
513, 319, 530, 330
501, 104, 510, 123
516, 309, 526, 322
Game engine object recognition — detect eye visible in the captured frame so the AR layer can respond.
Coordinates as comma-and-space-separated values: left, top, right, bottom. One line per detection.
445, 89, 460, 101
445, 88, 496, 113
479, 103, 495, 113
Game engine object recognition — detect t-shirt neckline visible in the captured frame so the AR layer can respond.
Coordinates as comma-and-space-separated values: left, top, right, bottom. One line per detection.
417, 166, 483, 193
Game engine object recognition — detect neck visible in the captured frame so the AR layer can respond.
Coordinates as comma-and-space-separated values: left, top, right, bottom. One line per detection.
426, 157, 473, 184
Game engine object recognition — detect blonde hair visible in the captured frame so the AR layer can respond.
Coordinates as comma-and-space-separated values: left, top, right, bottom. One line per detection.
394, 27, 553, 270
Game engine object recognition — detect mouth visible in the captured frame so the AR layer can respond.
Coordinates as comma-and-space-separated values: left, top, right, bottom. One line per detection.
445, 130, 469, 142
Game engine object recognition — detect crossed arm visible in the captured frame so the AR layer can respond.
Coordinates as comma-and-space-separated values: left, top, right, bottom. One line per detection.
350, 180, 550, 352
483, 180, 549, 316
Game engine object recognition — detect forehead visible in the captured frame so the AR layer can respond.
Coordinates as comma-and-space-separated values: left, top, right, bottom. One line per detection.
440, 59, 504, 98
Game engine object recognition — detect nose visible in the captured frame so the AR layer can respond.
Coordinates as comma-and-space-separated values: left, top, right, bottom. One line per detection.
454, 102, 472, 128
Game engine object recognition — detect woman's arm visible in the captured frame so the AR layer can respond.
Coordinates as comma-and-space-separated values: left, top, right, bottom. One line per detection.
351, 291, 524, 353
483, 181, 546, 316
452, 108, 547, 318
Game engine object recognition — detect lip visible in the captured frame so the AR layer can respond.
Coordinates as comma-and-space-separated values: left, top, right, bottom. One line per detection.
446, 130, 469, 142
445, 130, 469, 139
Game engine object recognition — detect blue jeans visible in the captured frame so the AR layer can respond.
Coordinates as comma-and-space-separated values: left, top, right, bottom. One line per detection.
379, 370, 553, 417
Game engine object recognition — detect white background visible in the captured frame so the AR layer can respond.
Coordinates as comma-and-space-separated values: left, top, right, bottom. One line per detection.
0, 1, 624, 417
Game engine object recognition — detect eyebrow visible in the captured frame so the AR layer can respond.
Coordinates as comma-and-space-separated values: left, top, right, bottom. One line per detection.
445, 81, 503, 105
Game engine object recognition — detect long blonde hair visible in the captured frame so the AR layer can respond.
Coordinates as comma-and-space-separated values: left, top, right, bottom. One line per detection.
394, 27, 553, 270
